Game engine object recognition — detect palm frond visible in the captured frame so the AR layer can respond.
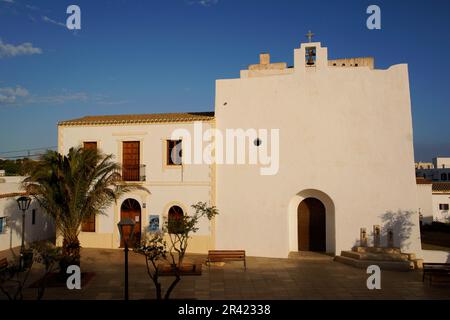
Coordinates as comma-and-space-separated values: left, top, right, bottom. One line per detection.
25, 146, 150, 248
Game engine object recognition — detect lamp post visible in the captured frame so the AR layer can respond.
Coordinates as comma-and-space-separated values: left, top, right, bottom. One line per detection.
16, 196, 31, 269
117, 217, 135, 300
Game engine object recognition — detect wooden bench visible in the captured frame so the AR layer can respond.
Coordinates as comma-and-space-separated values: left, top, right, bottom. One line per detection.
0, 258, 8, 275
207, 250, 246, 270
0, 258, 7, 270
423, 263, 450, 285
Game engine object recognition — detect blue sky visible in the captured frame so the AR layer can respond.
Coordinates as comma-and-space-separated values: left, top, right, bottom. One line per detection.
0, 0, 449, 161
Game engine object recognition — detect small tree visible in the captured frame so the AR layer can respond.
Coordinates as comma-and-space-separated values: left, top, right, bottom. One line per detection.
0, 241, 61, 300
31, 241, 62, 300
136, 201, 218, 300
137, 233, 167, 300
0, 258, 32, 300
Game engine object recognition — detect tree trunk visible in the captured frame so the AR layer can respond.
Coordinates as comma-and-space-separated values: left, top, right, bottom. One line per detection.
164, 273, 181, 300
60, 237, 81, 277
156, 282, 162, 300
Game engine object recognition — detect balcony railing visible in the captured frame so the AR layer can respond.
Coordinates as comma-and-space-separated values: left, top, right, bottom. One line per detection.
118, 164, 146, 182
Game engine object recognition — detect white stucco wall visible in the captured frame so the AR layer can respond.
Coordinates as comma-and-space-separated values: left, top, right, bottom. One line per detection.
0, 176, 23, 194
417, 184, 433, 224
433, 157, 450, 169
421, 249, 450, 263
0, 177, 55, 252
214, 42, 422, 258
58, 121, 215, 251
432, 193, 450, 223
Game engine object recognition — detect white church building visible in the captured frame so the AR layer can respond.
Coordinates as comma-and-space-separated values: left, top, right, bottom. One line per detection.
58, 40, 422, 259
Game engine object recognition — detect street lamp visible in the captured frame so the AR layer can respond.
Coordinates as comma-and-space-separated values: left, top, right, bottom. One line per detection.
117, 217, 135, 300
16, 195, 31, 269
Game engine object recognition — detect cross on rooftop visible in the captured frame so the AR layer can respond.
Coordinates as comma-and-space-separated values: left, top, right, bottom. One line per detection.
306, 30, 315, 43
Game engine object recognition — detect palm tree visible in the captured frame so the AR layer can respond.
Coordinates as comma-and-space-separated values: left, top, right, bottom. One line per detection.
24, 147, 146, 268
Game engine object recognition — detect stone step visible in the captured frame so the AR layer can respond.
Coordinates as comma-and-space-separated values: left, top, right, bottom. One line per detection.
352, 246, 402, 254
406, 253, 416, 260
413, 259, 424, 269
341, 250, 410, 262
334, 255, 415, 271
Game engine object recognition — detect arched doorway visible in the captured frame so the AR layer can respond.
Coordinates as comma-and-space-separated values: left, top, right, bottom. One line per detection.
298, 198, 326, 251
120, 198, 141, 247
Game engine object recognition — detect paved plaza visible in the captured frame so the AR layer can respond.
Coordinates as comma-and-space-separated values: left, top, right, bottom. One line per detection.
2, 248, 450, 300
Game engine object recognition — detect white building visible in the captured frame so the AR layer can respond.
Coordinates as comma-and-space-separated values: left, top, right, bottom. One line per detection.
58, 113, 216, 252
415, 178, 450, 224
58, 40, 423, 258
0, 176, 55, 253
416, 157, 450, 181
415, 162, 433, 169
415, 157, 450, 223
433, 157, 450, 169
431, 182, 450, 223
416, 178, 434, 225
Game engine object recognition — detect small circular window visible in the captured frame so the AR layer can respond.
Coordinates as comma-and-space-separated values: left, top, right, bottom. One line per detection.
254, 138, 262, 147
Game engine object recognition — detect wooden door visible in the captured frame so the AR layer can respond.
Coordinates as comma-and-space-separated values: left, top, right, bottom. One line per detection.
298, 198, 326, 252
308, 198, 326, 251
168, 205, 184, 234
120, 199, 141, 248
298, 200, 310, 251
122, 141, 140, 181
81, 142, 97, 232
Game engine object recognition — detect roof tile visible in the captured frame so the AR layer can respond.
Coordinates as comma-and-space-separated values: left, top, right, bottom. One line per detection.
58, 112, 215, 126
0, 192, 27, 199
416, 177, 433, 184
432, 182, 450, 193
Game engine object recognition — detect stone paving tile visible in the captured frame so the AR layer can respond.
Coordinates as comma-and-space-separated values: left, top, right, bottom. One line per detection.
2, 248, 450, 300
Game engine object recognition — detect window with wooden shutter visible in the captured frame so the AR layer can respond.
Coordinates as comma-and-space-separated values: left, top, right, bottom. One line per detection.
81, 141, 97, 231
81, 215, 95, 232
0, 217, 6, 234
122, 141, 140, 181
83, 141, 97, 150
166, 140, 182, 166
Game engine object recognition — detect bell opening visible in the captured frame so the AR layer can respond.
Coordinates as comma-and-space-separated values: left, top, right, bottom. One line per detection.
305, 47, 317, 66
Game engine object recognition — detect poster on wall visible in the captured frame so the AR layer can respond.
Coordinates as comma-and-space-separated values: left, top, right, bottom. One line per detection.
149, 215, 160, 232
